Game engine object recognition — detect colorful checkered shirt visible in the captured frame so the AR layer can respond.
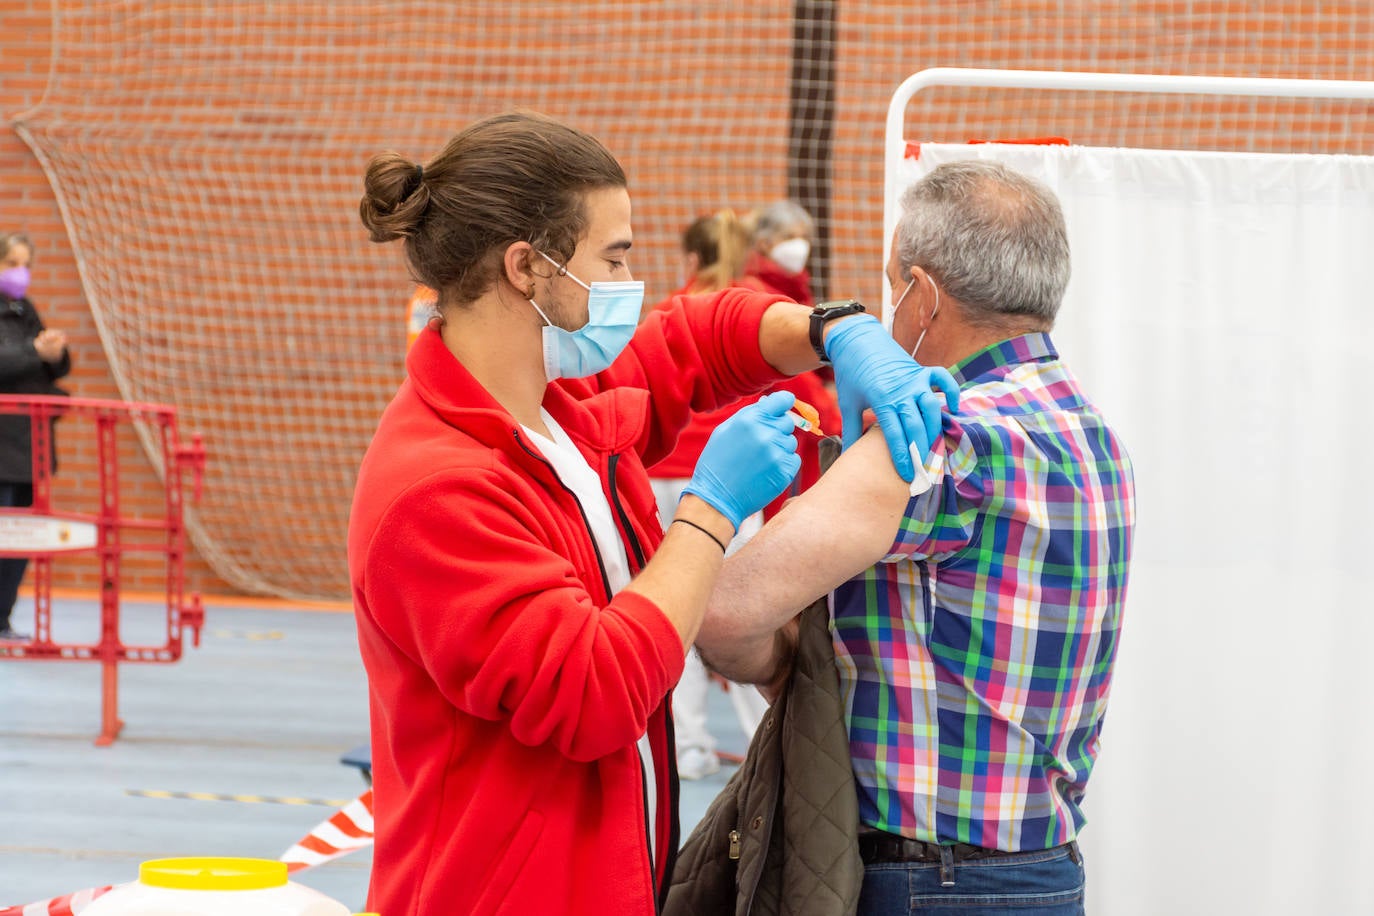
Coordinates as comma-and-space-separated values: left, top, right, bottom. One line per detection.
832, 332, 1135, 851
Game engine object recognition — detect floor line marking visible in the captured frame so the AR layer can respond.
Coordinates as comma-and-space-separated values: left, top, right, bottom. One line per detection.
125, 789, 350, 807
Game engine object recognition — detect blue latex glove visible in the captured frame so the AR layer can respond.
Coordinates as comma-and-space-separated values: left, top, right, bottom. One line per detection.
682, 391, 802, 531
824, 315, 960, 481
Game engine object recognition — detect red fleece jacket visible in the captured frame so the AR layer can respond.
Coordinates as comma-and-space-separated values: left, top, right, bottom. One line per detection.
348, 288, 787, 916
645, 284, 839, 521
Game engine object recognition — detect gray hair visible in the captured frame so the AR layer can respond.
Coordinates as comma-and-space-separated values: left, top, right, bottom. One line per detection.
751, 200, 815, 244
895, 160, 1069, 327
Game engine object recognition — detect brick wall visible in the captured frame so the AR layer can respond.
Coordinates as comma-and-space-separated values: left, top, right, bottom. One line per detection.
1, 1, 1369, 600
1, 0, 231, 596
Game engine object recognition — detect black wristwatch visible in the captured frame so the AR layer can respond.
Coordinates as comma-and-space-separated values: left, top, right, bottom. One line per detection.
808, 299, 867, 365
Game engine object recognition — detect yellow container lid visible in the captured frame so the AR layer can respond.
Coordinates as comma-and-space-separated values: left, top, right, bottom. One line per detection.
139, 857, 289, 891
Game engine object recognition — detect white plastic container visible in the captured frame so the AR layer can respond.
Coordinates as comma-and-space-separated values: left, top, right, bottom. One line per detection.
81, 857, 352, 916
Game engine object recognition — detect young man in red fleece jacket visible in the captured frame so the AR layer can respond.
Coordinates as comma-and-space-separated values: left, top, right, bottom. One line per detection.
350, 111, 956, 916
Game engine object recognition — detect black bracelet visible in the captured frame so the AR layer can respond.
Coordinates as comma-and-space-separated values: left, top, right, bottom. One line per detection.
672, 518, 728, 554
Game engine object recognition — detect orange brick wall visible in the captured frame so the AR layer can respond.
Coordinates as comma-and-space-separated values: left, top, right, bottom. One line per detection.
1, 0, 231, 596
1, 1, 1369, 600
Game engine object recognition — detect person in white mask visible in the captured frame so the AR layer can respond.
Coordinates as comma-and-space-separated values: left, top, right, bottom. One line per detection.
739, 200, 843, 523
742, 199, 818, 306
349, 111, 956, 916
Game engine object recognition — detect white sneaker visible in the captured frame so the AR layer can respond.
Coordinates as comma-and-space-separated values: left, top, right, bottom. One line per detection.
677, 746, 721, 781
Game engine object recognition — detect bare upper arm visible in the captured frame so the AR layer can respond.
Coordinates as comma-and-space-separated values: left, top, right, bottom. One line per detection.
700, 428, 911, 651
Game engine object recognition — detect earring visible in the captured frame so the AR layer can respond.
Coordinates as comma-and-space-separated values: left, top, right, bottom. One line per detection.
526, 283, 536, 299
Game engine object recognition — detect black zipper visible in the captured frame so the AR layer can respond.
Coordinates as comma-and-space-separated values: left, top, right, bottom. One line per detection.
656, 691, 680, 914
516, 432, 670, 908
606, 453, 647, 570
608, 452, 675, 911
636, 745, 662, 914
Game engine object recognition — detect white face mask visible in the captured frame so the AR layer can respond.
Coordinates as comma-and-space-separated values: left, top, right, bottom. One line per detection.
883, 277, 915, 336
768, 238, 811, 275
884, 275, 939, 361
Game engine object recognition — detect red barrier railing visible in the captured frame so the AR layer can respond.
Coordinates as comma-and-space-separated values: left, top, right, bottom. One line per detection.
0, 395, 207, 745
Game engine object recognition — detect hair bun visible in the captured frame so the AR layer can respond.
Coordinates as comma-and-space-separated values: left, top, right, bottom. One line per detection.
359, 151, 430, 242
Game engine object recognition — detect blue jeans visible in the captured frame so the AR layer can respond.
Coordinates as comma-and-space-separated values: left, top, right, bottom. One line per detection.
857, 843, 1085, 915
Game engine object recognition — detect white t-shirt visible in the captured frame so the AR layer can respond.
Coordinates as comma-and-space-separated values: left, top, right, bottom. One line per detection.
522, 409, 658, 861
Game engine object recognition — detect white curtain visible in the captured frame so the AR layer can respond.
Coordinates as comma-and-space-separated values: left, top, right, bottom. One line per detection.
899, 143, 1374, 916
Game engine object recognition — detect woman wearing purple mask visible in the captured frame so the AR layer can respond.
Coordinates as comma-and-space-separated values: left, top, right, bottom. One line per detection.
0, 232, 71, 642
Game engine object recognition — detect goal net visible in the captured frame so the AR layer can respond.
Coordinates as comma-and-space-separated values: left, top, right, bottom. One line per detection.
12, 1, 1372, 599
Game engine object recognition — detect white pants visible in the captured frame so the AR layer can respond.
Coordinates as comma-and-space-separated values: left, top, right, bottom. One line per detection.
651, 476, 769, 753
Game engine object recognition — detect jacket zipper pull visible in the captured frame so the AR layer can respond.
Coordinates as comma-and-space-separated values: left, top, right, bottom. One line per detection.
728, 828, 741, 860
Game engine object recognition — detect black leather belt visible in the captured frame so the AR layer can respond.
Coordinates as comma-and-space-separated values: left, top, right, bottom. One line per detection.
858, 831, 1078, 866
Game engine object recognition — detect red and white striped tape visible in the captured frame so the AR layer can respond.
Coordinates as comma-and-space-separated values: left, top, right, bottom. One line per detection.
0, 885, 116, 916
2, 789, 376, 914
279, 789, 375, 872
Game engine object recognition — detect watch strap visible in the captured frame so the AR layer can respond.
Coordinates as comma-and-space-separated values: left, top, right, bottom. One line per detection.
808, 300, 867, 365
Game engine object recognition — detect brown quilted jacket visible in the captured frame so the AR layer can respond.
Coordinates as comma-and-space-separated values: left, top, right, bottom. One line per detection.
664, 596, 862, 916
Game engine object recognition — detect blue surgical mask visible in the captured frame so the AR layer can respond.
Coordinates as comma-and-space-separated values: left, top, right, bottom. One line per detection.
530, 252, 644, 381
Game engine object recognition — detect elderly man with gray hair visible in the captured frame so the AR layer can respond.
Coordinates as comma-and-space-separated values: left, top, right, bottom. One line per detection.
696, 160, 1137, 915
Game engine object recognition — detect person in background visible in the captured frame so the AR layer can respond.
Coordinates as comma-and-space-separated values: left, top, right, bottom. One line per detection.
646, 209, 776, 778
349, 111, 954, 915
0, 232, 71, 643
698, 161, 1136, 915
741, 200, 839, 519
741, 199, 817, 306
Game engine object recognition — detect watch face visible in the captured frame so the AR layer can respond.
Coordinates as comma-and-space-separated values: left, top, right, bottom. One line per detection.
818, 299, 862, 312
810, 301, 865, 365
816, 300, 865, 318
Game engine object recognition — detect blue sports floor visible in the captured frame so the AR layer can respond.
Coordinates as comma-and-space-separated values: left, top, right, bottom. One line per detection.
0, 595, 744, 910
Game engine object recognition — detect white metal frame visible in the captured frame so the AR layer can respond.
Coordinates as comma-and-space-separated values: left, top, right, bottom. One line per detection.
882, 67, 1374, 310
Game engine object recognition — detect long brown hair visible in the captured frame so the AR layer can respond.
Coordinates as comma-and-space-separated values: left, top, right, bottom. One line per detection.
682, 209, 749, 293
359, 112, 627, 306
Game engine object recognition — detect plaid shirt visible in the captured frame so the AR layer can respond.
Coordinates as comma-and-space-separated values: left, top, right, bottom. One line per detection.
832, 333, 1135, 851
